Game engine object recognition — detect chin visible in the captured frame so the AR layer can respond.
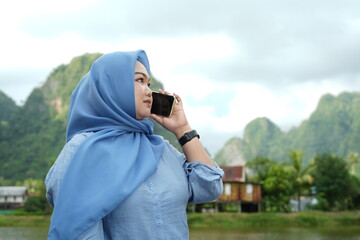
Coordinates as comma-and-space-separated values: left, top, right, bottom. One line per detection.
136, 112, 151, 120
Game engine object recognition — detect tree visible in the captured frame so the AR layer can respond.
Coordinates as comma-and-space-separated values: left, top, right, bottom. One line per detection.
312, 153, 352, 210
247, 157, 294, 212
346, 152, 359, 176
246, 156, 274, 182
262, 163, 294, 212
287, 150, 314, 211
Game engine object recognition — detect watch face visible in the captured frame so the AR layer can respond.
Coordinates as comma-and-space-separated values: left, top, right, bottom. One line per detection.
179, 130, 199, 146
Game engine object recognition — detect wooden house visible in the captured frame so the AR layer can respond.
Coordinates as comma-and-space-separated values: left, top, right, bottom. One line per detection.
188, 166, 262, 213
216, 166, 262, 212
0, 186, 28, 209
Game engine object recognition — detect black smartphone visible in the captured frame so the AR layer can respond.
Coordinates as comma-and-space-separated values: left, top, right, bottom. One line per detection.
151, 92, 175, 117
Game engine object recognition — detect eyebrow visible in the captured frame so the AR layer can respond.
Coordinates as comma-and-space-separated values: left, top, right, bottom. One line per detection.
135, 72, 150, 79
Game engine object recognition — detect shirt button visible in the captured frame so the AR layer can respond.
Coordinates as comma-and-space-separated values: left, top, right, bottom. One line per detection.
148, 182, 155, 191
155, 213, 161, 219
156, 220, 162, 227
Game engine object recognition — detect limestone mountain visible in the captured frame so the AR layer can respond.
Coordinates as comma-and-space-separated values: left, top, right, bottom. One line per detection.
0, 90, 19, 123
215, 92, 360, 167
213, 137, 247, 166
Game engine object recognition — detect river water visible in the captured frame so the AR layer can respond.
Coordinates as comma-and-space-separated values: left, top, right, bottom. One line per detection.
0, 226, 359, 239
190, 226, 360, 240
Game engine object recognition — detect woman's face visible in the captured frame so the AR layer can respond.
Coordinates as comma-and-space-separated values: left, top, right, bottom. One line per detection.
134, 61, 152, 120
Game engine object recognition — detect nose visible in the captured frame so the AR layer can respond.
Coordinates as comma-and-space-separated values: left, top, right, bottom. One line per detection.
146, 86, 152, 97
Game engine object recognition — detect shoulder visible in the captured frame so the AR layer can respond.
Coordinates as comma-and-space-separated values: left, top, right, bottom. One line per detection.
60, 132, 94, 163
45, 132, 94, 205
67, 132, 94, 148
45, 132, 94, 182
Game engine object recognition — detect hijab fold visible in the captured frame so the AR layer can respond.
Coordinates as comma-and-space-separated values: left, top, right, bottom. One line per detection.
48, 50, 164, 240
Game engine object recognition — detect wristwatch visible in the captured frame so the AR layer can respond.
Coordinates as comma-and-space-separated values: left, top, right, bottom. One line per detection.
178, 130, 200, 147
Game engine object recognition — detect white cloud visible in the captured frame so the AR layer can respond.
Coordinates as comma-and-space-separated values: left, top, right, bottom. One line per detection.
182, 77, 360, 144
119, 35, 236, 75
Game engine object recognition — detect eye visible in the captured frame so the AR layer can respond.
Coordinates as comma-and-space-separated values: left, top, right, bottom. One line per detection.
135, 78, 144, 83
147, 82, 151, 87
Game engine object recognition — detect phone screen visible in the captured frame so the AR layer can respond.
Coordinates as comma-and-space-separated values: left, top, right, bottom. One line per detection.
151, 92, 175, 117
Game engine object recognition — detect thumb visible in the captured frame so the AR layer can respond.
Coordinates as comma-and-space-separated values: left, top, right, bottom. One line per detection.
150, 114, 163, 124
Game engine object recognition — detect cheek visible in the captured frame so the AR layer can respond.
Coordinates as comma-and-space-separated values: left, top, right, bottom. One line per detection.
134, 84, 141, 98
134, 84, 145, 106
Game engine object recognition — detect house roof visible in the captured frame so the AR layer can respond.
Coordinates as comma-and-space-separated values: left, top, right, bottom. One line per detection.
0, 186, 28, 196
221, 166, 244, 182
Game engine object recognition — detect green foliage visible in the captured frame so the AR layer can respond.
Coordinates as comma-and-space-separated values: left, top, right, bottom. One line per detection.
262, 163, 294, 212
287, 150, 314, 211
312, 153, 353, 210
246, 156, 274, 182
347, 175, 360, 209
187, 212, 360, 229
19, 178, 47, 197
246, 156, 294, 212
243, 117, 283, 158
247, 150, 360, 212
24, 196, 48, 213
310, 194, 330, 211
0, 90, 19, 122
294, 213, 328, 226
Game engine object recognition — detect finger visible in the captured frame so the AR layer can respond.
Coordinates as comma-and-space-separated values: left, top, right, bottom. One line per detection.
150, 114, 163, 123
173, 93, 181, 103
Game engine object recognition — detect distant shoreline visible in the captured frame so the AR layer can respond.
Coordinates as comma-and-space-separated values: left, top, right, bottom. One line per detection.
187, 211, 360, 229
1, 211, 359, 228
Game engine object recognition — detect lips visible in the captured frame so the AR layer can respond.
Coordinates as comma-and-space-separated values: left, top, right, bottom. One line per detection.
144, 99, 152, 106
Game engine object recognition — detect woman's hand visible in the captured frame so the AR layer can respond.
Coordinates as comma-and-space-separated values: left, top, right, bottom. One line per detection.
150, 90, 192, 139
151, 90, 215, 167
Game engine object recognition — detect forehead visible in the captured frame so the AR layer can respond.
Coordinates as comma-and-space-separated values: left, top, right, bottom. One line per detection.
135, 61, 149, 75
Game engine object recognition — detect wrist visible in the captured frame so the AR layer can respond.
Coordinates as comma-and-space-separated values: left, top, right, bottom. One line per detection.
174, 125, 192, 139
178, 129, 200, 147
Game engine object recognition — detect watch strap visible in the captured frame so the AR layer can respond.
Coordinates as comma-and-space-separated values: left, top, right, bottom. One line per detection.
178, 130, 200, 147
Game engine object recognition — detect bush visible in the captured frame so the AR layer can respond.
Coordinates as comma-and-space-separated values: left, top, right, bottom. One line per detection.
310, 196, 330, 211
24, 196, 47, 213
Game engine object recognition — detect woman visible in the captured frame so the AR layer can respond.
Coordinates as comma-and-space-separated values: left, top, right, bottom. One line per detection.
45, 50, 223, 239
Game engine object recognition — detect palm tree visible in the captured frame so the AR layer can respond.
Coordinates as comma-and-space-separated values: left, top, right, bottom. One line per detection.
288, 150, 314, 211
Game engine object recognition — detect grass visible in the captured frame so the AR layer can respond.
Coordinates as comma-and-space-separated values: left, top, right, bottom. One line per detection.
0, 215, 50, 227
0, 211, 359, 229
187, 211, 360, 229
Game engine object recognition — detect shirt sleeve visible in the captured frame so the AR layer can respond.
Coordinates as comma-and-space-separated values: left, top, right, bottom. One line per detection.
163, 141, 224, 204
185, 161, 224, 204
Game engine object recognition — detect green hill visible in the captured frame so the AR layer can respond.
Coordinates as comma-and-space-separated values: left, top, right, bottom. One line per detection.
0, 90, 19, 123
215, 92, 360, 169
0, 53, 179, 183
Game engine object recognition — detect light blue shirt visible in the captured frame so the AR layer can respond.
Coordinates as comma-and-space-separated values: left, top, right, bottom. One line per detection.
46, 132, 224, 239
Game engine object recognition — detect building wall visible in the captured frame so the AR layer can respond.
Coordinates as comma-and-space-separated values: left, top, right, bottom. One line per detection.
218, 182, 261, 202
0, 186, 28, 209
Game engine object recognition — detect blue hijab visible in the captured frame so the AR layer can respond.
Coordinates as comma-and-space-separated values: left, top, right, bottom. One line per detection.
48, 50, 164, 239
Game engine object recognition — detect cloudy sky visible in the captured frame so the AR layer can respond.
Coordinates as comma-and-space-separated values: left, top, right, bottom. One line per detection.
1, 0, 360, 156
